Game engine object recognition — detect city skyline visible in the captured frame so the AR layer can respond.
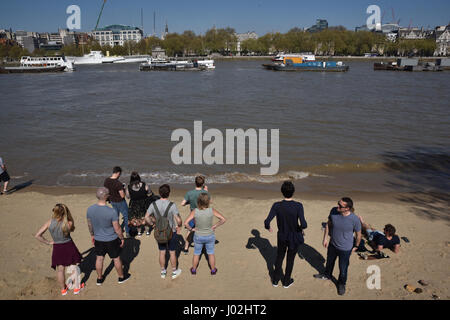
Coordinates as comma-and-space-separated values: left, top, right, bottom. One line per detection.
1, 0, 449, 36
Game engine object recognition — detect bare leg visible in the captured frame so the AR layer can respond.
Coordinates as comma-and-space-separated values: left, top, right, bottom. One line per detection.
208, 254, 216, 270
113, 257, 124, 277
3, 181, 8, 192
169, 251, 177, 270
56, 265, 65, 290
159, 250, 166, 270
95, 256, 104, 279
192, 255, 200, 270
184, 230, 192, 251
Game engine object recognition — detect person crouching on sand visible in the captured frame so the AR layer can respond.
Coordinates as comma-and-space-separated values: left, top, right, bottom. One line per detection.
35, 203, 84, 296
184, 193, 226, 275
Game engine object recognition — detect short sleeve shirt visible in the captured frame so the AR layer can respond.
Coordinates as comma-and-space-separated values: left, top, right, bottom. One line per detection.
147, 199, 180, 232
184, 189, 209, 211
373, 233, 400, 249
0, 157, 4, 174
328, 207, 361, 251
104, 177, 124, 203
87, 204, 119, 242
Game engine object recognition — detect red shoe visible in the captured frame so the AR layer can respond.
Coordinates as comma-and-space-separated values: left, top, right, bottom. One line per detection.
74, 282, 85, 295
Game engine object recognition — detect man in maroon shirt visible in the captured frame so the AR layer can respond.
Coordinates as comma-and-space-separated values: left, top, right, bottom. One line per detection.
104, 166, 130, 236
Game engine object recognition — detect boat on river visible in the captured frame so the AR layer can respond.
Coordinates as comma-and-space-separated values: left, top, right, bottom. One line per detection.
139, 57, 215, 71
0, 55, 74, 73
263, 55, 349, 72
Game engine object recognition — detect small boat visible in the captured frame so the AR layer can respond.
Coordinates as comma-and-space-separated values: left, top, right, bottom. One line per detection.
272, 53, 315, 62
0, 55, 74, 74
263, 55, 349, 72
374, 58, 442, 71
139, 57, 215, 71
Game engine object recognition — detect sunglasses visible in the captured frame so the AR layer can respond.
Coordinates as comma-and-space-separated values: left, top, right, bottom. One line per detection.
338, 202, 348, 209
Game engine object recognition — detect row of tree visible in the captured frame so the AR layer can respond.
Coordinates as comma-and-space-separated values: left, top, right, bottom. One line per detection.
0, 27, 438, 60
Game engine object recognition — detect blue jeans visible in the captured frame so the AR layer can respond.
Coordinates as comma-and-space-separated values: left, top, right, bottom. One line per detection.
193, 234, 216, 255
111, 200, 129, 234
324, 243, 352, 286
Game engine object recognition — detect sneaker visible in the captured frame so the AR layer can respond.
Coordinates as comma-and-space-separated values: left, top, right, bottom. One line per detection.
171, 269, 182, 279
210, 268, 218, 275
146, 231, 150, 236
313, 273, 330, 280
137, 232, 142, 237
283, 278, 294, 288
272, 279, 279, 287
190, 267, 196, 275
73, 283, 85, 295
338, 284, 346, 295
118, 273, 131, 284
160, 270, 167, 279
96, 277, 104, 286
61, 286, 68, 296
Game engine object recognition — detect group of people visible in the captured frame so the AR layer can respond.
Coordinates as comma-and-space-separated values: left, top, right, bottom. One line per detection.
33, 165, 400, 297
264, 181, 401, 296
35, 166, 227, 296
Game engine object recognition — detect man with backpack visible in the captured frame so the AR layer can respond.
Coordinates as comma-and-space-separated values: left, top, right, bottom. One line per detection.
145, 184, 183, 279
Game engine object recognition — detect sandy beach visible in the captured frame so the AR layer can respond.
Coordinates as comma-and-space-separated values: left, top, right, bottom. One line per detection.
0, 184, 448, 301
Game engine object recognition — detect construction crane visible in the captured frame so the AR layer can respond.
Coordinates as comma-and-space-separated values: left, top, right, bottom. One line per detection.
94, 0, 107, 31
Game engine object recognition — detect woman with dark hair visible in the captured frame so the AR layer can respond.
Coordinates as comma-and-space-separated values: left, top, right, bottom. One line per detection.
126, 171, 154, 236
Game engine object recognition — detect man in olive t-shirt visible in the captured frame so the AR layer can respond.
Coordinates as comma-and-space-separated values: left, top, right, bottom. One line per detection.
180, 175, 208, 253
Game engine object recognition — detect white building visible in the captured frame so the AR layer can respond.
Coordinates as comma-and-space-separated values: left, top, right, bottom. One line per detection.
235, 31, 258, 55
435, 25, 450, 56
92, 24, 143, 47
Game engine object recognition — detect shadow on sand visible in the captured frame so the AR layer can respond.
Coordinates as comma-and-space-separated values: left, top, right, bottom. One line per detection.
246, 229, 278, 279
79, 237, 141, 283
381, 147, 450, 223
5, 179, 34, 194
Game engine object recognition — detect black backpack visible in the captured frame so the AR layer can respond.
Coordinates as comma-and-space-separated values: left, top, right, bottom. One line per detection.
152, 201, 174, 244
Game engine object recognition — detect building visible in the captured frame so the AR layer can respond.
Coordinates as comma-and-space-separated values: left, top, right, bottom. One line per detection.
398, 27, 434, 40
435, 25, 450, 56
235, 31, 258, 55
92, 24, 143, 47
15, 31, 39, 52
307, 19, 328, 33
151, 46, 166, 59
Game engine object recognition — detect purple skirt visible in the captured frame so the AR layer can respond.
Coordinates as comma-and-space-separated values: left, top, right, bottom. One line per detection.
51, 240, 82, 269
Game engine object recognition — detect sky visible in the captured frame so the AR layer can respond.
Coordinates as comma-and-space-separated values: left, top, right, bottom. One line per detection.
1, 0, 449, 36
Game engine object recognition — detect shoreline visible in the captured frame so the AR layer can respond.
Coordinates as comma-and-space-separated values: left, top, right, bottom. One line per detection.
9, 183, 415, 205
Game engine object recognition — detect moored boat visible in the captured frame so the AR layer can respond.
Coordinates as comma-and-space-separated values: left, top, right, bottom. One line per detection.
263, 56, 349, 72
67, 51, 125, 64
0, 65, 67, 74
0, 55, 74, 73
374, 58, 443, 71
139, 57, 215, 71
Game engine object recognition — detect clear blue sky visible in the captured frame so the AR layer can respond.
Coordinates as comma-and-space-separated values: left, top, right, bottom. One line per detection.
1, 0, 449, 36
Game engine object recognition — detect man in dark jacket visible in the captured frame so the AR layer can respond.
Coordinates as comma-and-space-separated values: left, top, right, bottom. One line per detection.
264, 181, 307, 288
